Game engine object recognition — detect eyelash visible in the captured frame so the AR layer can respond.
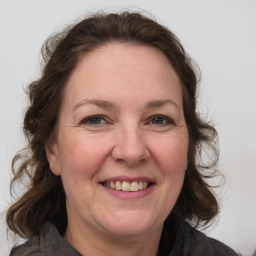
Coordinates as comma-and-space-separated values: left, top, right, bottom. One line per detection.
80, 115, 174, 127
147, 115, 175, 126
80, 115, 107, 125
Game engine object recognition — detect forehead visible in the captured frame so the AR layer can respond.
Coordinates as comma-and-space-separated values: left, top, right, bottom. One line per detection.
70, 42, 178, 79
62, 42, 183, 107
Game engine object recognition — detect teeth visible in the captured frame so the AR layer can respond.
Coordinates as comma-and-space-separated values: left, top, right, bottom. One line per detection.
122, 181, 130, 191
138, 181, 143, 191
102, 181, 150, 192
110, 181, 115, 189
116, 181, 122, 190
130, 181, 138, 191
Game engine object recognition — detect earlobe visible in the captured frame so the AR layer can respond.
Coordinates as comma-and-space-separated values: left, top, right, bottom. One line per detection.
45, 143, 61, 176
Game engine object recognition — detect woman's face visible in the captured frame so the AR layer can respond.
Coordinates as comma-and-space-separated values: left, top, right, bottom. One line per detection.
47, 43, 188, 239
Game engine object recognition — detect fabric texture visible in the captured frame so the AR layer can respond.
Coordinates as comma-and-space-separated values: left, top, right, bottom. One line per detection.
10, 219, 238, 256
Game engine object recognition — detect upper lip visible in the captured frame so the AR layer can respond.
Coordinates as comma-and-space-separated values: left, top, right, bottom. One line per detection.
99, 176, 156, 183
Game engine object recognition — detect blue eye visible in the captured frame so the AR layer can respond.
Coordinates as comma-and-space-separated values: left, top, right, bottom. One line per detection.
151, 116, 165, 124
81, 116, 106, 125
150, 115, 174, 126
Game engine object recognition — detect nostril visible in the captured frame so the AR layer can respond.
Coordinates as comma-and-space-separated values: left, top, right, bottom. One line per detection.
115, 158, 129, 165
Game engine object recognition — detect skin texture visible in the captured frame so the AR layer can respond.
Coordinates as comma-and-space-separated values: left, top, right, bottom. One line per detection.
46, 43, 189, 256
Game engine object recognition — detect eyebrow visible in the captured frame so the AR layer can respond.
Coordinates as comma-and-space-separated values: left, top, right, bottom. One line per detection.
72, 98, 180, 112
145, 99, 180, 110
72, 99, 115, 112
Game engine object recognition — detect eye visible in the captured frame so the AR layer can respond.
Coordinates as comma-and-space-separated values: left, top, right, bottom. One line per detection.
80, 115, 107, 125
148, 115, 175, 126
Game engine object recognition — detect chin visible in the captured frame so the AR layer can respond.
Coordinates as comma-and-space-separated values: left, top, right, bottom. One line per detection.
99, 210, 162, 237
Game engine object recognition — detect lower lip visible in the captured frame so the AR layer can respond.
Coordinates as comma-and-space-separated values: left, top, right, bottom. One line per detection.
101, 184, 155, 199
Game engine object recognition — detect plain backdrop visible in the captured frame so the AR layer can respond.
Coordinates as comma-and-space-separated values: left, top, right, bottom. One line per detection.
0, 0, 255, 255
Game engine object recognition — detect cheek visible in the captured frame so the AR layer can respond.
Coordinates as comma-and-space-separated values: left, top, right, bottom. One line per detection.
152, 135, 188, 174
56, 135, 108, 202
151, 135, 188, 218
57, 132, 112, 179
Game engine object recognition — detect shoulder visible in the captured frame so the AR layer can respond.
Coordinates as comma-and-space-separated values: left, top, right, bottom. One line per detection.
9, 235, 42, 256
171, 221, 239, 256
9, 222, 81, 256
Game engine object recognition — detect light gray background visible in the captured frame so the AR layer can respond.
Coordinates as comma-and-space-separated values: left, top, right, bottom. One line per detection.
0, 0, 255, 255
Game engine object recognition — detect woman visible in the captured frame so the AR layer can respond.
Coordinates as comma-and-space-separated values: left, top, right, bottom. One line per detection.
7, 11, 238, 256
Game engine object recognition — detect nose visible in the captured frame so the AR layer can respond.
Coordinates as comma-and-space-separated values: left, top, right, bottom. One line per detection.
111, 125, 150, 167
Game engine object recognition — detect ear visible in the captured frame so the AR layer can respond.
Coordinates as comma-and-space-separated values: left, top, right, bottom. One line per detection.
45, 142, 61, 176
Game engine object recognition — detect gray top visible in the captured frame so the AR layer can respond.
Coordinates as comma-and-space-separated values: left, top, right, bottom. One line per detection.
10, 219, 238, 256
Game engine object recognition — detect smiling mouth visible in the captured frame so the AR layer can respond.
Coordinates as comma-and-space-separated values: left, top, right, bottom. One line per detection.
101, 181, 152, 192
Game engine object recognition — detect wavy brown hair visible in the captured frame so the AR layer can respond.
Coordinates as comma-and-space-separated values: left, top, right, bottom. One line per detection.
7, 11, 219, 238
